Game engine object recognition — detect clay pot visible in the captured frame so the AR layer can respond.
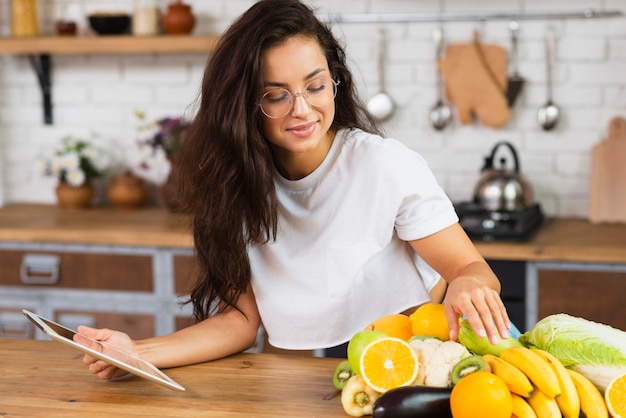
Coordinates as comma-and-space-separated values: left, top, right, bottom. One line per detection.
107, 172, 146, 209
162, 0, 195, 35
55, 182, 94, 210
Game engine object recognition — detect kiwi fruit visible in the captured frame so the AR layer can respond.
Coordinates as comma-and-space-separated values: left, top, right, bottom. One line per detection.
332, 360, 354, 390
450, 355, 489, 386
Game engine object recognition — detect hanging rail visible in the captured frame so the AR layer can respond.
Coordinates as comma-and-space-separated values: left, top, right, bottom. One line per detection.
323, 9, 623, 24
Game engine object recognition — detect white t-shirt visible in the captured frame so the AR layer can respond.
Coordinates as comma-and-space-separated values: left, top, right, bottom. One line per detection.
248, 128, 458, 350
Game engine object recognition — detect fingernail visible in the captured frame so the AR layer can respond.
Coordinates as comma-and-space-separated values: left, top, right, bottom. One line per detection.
478, 328, 486, 337
501, 330, 509, 339
490, 335, 498, 344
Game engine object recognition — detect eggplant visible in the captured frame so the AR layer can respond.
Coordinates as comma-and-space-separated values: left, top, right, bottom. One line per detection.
372, 386, 453, 418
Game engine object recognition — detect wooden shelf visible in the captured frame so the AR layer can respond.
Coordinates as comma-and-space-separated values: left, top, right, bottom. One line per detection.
0, 34, 219, 55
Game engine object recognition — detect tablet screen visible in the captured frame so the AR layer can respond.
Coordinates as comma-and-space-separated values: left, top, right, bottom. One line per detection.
22, 309, 185, 391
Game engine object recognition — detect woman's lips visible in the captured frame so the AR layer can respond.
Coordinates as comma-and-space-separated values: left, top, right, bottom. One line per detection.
287, 121, 317, 138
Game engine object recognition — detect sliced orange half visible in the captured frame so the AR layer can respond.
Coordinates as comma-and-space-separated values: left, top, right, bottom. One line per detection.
359, 336, 419, 393
606, 371, 626, 418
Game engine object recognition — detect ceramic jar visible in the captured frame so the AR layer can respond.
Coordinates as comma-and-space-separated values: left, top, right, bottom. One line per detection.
132, 0, 160, 36
55, 182, 94, 210
11, 0, 40, 37
162, 0, 195, 35
107, 172, 146, 209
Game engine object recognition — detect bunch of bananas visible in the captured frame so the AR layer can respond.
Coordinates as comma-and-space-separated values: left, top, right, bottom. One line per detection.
483, 346, 609, 418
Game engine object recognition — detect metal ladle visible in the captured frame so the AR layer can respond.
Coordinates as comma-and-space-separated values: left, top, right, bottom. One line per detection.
537, 27, 560, 131
429, 27, 452, 130
367, 28, 395, 122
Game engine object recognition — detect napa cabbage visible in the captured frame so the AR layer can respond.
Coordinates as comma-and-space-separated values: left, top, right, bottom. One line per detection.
519, 313, 626, 391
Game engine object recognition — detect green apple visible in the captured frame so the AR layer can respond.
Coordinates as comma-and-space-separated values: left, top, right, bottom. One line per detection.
347, 330, 387, 375
457, 319, 522, 356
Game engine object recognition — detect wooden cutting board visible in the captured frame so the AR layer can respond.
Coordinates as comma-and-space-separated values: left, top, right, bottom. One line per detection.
589, 116, 626, 223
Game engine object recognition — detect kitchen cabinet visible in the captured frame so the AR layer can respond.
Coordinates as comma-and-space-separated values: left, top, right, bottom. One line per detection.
0, 241, 195, 340
532, 262, 626, 331
2, 204, 626, 347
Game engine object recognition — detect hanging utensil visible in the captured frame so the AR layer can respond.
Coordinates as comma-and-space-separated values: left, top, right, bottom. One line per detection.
367, 28, 395, 122
537, 26, 560, 131
429, 26, 452, 130
505, 21, 525, 107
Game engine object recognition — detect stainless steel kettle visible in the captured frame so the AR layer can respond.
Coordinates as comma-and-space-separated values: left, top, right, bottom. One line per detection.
473, 141, 534, 211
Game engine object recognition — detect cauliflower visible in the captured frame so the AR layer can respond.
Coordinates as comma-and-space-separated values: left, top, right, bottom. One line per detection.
409, 338, 471, 387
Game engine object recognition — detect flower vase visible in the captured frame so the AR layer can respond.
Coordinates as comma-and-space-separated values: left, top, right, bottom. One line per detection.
55, 181, 94, 209
107, 172, 146, 209
161, 158, 182, 212
162, 0, 195, 35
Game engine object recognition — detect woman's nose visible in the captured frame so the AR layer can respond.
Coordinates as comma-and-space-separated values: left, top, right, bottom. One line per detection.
291, 93, 311, 116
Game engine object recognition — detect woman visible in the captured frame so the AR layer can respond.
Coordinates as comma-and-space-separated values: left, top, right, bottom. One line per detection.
79, 0, 510, 379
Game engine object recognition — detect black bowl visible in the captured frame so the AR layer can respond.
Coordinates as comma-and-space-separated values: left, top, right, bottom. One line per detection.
88, 14, 131, 36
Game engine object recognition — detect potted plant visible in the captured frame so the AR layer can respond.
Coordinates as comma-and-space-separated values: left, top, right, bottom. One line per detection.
38, 135, 110, 209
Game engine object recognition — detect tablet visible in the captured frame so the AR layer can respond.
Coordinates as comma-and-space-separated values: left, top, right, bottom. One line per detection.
22, 309, 185, 391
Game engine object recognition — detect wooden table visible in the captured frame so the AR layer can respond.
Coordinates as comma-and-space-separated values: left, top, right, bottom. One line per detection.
0, 339, 346, 417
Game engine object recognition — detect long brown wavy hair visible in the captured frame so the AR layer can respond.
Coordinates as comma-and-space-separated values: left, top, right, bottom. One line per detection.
177, 0, 381, 321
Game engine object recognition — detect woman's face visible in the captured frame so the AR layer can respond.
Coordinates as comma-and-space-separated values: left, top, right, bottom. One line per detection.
260, 36, 336, 179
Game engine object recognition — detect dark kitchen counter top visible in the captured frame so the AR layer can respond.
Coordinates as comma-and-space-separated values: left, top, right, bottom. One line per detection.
1, 204, 626, 263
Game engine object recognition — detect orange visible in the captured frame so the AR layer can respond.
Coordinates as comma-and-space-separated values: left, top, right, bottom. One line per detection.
364, 313, 413, 341
450, 371, 512, 418
359, 337, 419, 393
409, 303, 450, 341
606, 371, 626, 418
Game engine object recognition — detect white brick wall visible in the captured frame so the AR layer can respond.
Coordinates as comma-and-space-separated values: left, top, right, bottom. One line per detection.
1, 0, 625, 218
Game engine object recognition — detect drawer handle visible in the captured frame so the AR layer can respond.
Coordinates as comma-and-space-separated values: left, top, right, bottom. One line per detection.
20, 254, 60, 285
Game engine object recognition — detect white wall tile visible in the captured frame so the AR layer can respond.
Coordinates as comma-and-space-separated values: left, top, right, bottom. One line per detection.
0, 0, 625, 220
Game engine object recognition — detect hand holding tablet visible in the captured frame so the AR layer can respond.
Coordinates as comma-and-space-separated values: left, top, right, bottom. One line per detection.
22, 309, 185, 391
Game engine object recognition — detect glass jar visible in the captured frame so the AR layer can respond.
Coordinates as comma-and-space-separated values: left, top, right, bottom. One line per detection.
132, 0, 161, 36
11, 0, 40, 37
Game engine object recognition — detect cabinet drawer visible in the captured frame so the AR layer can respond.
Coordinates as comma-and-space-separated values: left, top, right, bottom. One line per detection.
174, 254, 197, 295
538, 269, 626, 331
54, 310, 155, 340
0, 250, 153, 291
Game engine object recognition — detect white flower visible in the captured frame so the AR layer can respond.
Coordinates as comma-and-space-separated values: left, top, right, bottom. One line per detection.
60, 152, 80, 171
39, 136, 110, 186
66, 168, 86, 187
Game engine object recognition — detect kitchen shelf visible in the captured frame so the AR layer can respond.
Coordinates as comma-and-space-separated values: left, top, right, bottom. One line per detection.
0, 35, 219, 125
0, 34, 220, 55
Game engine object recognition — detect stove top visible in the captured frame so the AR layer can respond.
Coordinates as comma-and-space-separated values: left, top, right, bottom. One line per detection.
454, 202, 546, 242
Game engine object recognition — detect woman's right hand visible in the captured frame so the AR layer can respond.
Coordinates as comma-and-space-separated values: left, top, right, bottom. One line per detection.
74, 325, 137, 380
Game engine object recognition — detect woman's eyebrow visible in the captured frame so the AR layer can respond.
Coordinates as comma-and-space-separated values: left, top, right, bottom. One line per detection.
263, 68, 327, 88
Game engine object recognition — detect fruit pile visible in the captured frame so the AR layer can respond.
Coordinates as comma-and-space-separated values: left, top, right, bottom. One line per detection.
333, 304, 625, 418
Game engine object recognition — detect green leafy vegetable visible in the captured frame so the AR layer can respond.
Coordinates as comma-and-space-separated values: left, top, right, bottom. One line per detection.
519, 313, 626, 391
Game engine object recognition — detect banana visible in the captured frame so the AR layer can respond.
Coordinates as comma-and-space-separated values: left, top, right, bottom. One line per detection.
566, 369, 609, 418
483, 354, 534, 398
499, 346, 561, 399
527, 387, 561, 418
531, 348, 580, 418
511, 392, 538, 418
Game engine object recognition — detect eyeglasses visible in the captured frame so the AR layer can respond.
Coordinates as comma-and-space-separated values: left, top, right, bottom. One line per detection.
259, 76, 339, 119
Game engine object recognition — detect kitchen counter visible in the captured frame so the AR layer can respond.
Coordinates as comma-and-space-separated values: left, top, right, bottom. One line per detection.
0, 338, 344, 417
0, 204, 192, 248
1, 204, 626, 263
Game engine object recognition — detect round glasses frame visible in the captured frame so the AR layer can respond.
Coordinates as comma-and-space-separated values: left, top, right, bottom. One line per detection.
258, 76, 340, 119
